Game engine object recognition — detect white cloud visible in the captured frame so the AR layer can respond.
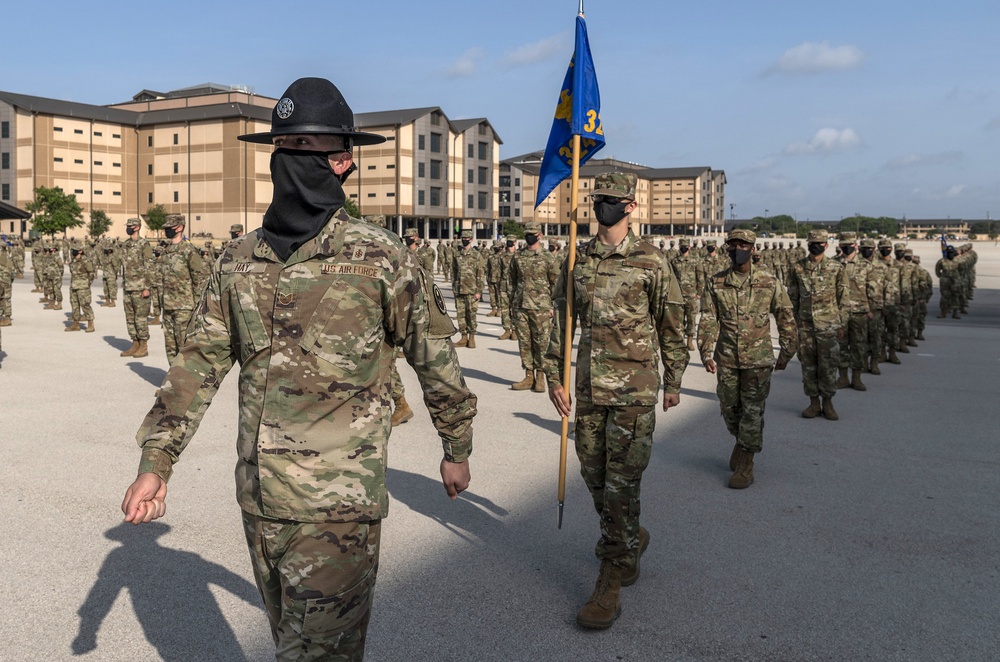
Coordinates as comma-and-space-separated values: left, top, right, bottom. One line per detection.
785, 128, 862, 155
445, 48, 485, 78
737, 157, 778, 175
503, 33, 570, 67
883, 151, 963, 169
766, 42, 865, 75
946, 185, 965, 198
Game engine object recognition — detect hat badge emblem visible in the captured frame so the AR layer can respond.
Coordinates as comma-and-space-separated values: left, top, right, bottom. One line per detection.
276, 97, 294, 120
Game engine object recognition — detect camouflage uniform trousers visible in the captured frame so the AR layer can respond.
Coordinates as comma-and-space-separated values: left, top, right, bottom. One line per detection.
242, 513, 380, 662
103, 274, 117, 303
716, 365, 772, 453
798, 326, 840, 398
897, 302, 912, 347
499, 287, 512, 332
488, 282, 501, 312
575, 402, 655, 572
838, 312, 869, 370
389, 359, 404, 401
883, 307, 901, 357
0, 281, 10, 318
915, 300, 927, 333
33, 264, 42, 291
123, 290, 152, 341
866, 310, 885, 363
454, 294, 479, 335
162, 308, 194, 361
70, 287, 94, 322
682, 296, 698, 338
938, 281, 959, 315
45, 274, 63, 304
149, 285, 162, 317
514, 308, 552, 371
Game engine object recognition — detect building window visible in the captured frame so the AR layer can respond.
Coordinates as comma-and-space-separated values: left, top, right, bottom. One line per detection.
173, 162, 179, 174
112, 133, 121, 139
514, 178, 520, 186
478, 167, 488, 185
468, 144, 474, 159
74, 159, 83, 164
94, 190, 103, 195
418, 135, 425, 150
478, 192, 488, 210
418, 190, 425, 205
0, 121, 8, 138
468, 194, 473, 209
367, 193, 376, 198
147, 164, 153, 175
514, 193, 520, 203
431, 113, 440, 125
1, 184, 9, 200
94, 131, 103, 137
1, 153, 8, 169
430, 160, 442, 179
386, 192, 395, 197
478, 124, 486, 135
418, 162, 425, 178
113, 162, 121, 168
54, 157, 63, 163
478, 142, 488, 160
367, 165, 376, 170
74, 189, 84, 194
430, 132, 442, 153
113, 191, 121, 196
148, 192, 153, 203
173, 133, 179, 145
499, 175, 510, 187
147, 136, 153, 147
386, 164, 395, 169
94, 160, 102, 166
467, 169, 473, 184
430, 187, 441, 206
173, 191, 179, 202
74, 129, 83, 134
514, 208, 520, 217
54, 127, 63, 132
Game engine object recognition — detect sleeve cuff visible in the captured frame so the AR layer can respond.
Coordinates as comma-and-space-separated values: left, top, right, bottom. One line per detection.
138, 448, 175, 483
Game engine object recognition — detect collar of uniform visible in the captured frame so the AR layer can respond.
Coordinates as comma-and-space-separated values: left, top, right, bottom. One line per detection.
253, 208, 349, 265
724, 266, 754, 288
588, 229, 637, 259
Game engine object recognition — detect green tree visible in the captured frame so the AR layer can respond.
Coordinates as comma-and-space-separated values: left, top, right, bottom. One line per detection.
343, 197, 361, 218
24, 186, 84, 236
502, 219, 524, 239
144, 204, 167, 236
88, 209, 112, 237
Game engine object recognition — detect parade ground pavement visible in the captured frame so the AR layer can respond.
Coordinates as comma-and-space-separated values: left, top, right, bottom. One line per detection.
1, 241, 997, 662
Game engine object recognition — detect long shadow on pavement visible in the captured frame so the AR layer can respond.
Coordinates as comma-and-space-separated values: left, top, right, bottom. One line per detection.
73, 522, 262, 661
127, 362, 167, 387
103, 335, 133, 353
460, 366, 515, 387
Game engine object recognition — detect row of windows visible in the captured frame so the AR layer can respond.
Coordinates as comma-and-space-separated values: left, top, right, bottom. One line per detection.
52, 157, 121, 167
467, 192, 489, 210
416, 188, 443, 206
498, 206, 521, 218
417, 133, 443, 153
465, 142, 490, 160
67, 189, 122, 197
52, 127, 122, 139
365, 164, 396, 170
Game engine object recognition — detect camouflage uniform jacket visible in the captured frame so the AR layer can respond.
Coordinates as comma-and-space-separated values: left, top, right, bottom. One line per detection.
161, 241, 205, 311
914, 264, 933, 301
486, 251, 502, 285
670, 253, 699, 299
881, 257, 902, 306
511, 248, 560, 310
100, 251, 122, 280
121, 239, 153, 291
418, 245, 435, 273
136, 209, 476, 523
45, 252, 64, 279
934, 258, 959, 284
452, 247, 484, 296
497, 251, 515, 292
833, 256, 872, 314
896, 260, 917, 304
862, 256, 891, 310
787, 257, 850, 332
68, 255, 96, 289
696, 252, 728, 295
0, 251, 12, 285
698, 266, 797, 369
544, 230, 689, 405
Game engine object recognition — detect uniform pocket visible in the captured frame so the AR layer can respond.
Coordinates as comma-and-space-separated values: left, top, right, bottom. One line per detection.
299, 285, 379, 372
301, 563, 377, 637
227, 281, 269, 363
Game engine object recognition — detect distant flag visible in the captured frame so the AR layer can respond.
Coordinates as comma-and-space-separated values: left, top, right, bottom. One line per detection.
534, 14, 605, 208
940, 231, 949, 256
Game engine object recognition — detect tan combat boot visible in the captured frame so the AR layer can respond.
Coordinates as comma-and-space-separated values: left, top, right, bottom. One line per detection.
906, 336, 917, 347
0, 317, 10, 327
916, 331, 925, 341
897, 341, 909, 354
454, 334, 469, 348
498, 329, 512, 340
532, 370, 546, 393
869, 356, 881, 375
952, 311, 961, 319
390, 397, 414, 427
686, 336, 696, 351
43, 301, 54, 309
729, 442, 742, 471
728, 449, 755, 489
802, 397, 822, 419
64, 321, 81, 332
576, 561, 622, 629
821, 396, 838, 421
620, 527, 649, 587
851, 369, 867, 391
120, 341, 138, 357
109, 300, 116, 308
466, 334, 476, 349
133, 340, 149, 358
887, 346, 901, 364
836, 367, 849, 389
511, 369, 535, 391
936, 311, 947, 318
85, 319, 95, 334
510, 328, 518, 341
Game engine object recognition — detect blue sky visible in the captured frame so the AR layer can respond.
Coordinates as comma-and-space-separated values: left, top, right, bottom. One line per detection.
5, 0, 998, 220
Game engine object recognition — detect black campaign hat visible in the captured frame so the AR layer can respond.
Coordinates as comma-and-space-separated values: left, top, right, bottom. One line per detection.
237, 77, 386, 147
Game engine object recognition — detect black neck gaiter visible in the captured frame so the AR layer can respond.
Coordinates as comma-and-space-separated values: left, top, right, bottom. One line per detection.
262, 148, 346, 262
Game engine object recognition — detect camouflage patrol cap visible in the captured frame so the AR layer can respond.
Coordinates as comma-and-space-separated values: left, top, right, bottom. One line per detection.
878, 238, 893, 248
505, 234, 517, 242
912, 255, 921, 263
366, 214, 386, 227
403, 228, 419, 238
592, 171, 637, 200
894, 243, 905, 250
460, 229, 474, 239
727, 228, 757, 245
669, 240, 675, 246
859, 237, 876, 248
807, 230, 828, 243
838, 232, 857, 244
903, 248, 913, 256
230, 223, 244, 233
126, 218, 142, 228
523, 222, 542, 235
678, 237, 690, 247
162, 214, 185, 228
705, 239, 718, 246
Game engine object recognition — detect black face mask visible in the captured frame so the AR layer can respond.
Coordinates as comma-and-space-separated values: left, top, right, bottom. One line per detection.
728, 248, 751, 266
262, 148, 347, 262
904, 256, 912, 262
808, 243, 826, 256
525, 234, 539, 247
946, 251, 957, 260
706, 246, 716, 254
230, 232, 240, 240
879, 247, 892, 257
506, 241, 515, 248
841, 245, 856, 256
461, 239, 471, 247
548, 245, 557, 252
127, 228, 137, 236
594, 200, 630, 226
895, 251, 904, 259
860, 247, 874, 258
71, 250, 81, 258
163, 227, 179, 239
752, 254, 761, 264
404, 237, 416, 247
680, 246, 689, 254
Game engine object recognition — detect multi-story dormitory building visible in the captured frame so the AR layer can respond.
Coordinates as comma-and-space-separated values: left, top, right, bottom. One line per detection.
0, 84, 502, 239
500, 151, 727, 238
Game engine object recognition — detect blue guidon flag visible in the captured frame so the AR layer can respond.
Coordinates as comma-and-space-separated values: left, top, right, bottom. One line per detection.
534, 15, 606, 208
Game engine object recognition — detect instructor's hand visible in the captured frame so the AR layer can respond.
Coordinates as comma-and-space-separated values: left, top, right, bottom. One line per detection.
440, 459, 470, 499
549, 383, 572, 418
121, 473, 167, 524
663, 392, 680, 412
704, 358, 717, 374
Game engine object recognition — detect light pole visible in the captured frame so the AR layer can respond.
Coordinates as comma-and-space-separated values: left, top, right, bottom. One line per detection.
764, 209, 769, 237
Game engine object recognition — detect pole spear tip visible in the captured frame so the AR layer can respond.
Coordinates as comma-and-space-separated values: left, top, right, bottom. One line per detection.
578, 0, 585, 17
